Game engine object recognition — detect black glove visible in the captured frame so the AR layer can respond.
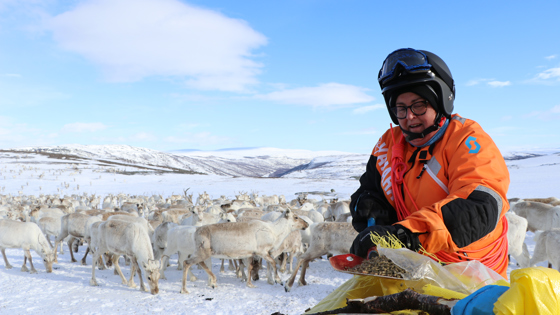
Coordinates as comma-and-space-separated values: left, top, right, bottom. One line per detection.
349, 224, 421, 258
351, 190, 398, 232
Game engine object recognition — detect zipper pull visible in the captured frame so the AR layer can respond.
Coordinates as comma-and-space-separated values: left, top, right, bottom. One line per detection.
417, 164, 427, 179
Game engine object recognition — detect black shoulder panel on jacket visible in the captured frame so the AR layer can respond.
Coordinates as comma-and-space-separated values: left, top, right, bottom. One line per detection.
441, 188, 500, 248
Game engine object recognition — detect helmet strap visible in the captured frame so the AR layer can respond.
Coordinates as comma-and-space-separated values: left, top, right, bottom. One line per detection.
400, 114, 446, 142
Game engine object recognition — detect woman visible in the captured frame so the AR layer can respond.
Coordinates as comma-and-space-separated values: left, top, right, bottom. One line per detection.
349, 48, 510, 278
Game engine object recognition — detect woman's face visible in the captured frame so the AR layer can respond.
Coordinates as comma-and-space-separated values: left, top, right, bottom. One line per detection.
395, 92, 438, 146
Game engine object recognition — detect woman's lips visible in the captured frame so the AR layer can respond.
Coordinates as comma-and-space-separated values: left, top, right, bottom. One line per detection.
409, 123, 424, 132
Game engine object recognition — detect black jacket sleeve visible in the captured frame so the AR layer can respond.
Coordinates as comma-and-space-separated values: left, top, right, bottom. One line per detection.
350, 155, 397, 232
441, 188, 501, 248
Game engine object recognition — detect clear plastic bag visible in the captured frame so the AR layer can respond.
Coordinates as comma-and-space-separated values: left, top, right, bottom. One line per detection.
379, 247, 506, 295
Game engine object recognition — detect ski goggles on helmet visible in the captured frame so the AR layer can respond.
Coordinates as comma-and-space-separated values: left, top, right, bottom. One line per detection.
378, 48, 432, 86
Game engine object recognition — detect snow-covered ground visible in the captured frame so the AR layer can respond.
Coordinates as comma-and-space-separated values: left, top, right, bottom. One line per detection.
0, 146, 559, 315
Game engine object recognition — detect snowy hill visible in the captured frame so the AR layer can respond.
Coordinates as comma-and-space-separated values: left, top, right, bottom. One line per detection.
2, 145, 367, 179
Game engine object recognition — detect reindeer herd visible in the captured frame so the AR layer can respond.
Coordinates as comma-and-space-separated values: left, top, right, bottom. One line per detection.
1, 190, 559, 296
0, 190, 353, 294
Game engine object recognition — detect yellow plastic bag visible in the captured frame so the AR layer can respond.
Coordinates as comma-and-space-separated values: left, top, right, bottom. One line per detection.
305, 248, 507, 314
304, 275, 408, 314
494, 267, 560, 315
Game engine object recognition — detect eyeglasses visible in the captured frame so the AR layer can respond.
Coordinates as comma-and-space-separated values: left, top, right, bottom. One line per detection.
378, 48, 432, 86
391, 100, 429, 119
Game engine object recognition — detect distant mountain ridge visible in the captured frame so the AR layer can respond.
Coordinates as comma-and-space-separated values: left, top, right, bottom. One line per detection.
4, 145, 367, 179
3, 145, 559, 179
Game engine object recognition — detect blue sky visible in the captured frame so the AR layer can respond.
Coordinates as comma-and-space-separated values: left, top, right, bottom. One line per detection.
1, 0, 559, 154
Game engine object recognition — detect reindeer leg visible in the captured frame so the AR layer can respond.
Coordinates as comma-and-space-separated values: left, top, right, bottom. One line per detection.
220, 259, 225, 273
198, 260, 217, 289
180, 261, 192, 294
90, 250, 100, 286
1, 249, 13, 269
25, 250, 37, 274
279, 252, 288, 273
81, 246, 90, 265
263, 254, 281, 285
237, 259, 247, 280
285, 257, 306, 292
298, 260, 310, 286
228, 259, 236, 271
132, 257, 146, 292
67, 238, 77, 263
113, 255, 128, 285
160, 255, 169, 280
21, 255, 29, 272
266, 260, 274, 285
251, 257, 260, 281
246, 257, 256, 288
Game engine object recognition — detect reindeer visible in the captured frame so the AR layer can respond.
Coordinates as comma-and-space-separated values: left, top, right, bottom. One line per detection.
0, 219, 55, 273
90, 219, 160, 294
179, 209, 309, 293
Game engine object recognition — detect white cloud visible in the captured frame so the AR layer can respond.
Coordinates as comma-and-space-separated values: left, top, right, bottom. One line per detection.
466, 79, 485, 86
545, 55, 557, 60
1, 73, 22, 78
46, 0, 267, 92
61, 122, 107, 133
466, 78, 511, 87
352, 104, 384, 114
534, 67, 560, 81
523, 105, 560, 121
255, 83, 374, 107
487, 81, 511, 88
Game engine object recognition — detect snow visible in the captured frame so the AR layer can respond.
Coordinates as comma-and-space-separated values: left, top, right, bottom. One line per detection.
1, 146, 559, 315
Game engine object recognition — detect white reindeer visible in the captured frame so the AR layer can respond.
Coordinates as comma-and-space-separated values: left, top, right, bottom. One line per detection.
54, 212, 102, 264
159, 225, 200, 281
324, 201, 351, 222
529, 229, 560, 271
285, 222, 358, 292
512, 201, 560, 232
180, 209, 309, 293
0, 219, 55, 273
505, 211, 530, 268
90, 219, 160, 294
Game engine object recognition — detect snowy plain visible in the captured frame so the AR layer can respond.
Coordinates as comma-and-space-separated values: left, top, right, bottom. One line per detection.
0, 146, 559, 315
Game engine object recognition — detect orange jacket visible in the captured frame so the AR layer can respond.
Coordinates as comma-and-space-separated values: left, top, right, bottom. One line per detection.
368, 114, 510, 277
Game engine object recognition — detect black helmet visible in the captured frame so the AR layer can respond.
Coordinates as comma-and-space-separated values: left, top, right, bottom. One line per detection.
378, 48, 455, 125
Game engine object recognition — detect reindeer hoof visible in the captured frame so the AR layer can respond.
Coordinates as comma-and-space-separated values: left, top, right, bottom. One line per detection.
284, 285, 292, 293
30, 269, 38, 274
5, 264, 13, 270
81, 260, 87, 266
90, 279, 99, 286
247, 283, 256, 288
190, 276, 197, 282
180, 288, 189, 294
21, 265, 29, 272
